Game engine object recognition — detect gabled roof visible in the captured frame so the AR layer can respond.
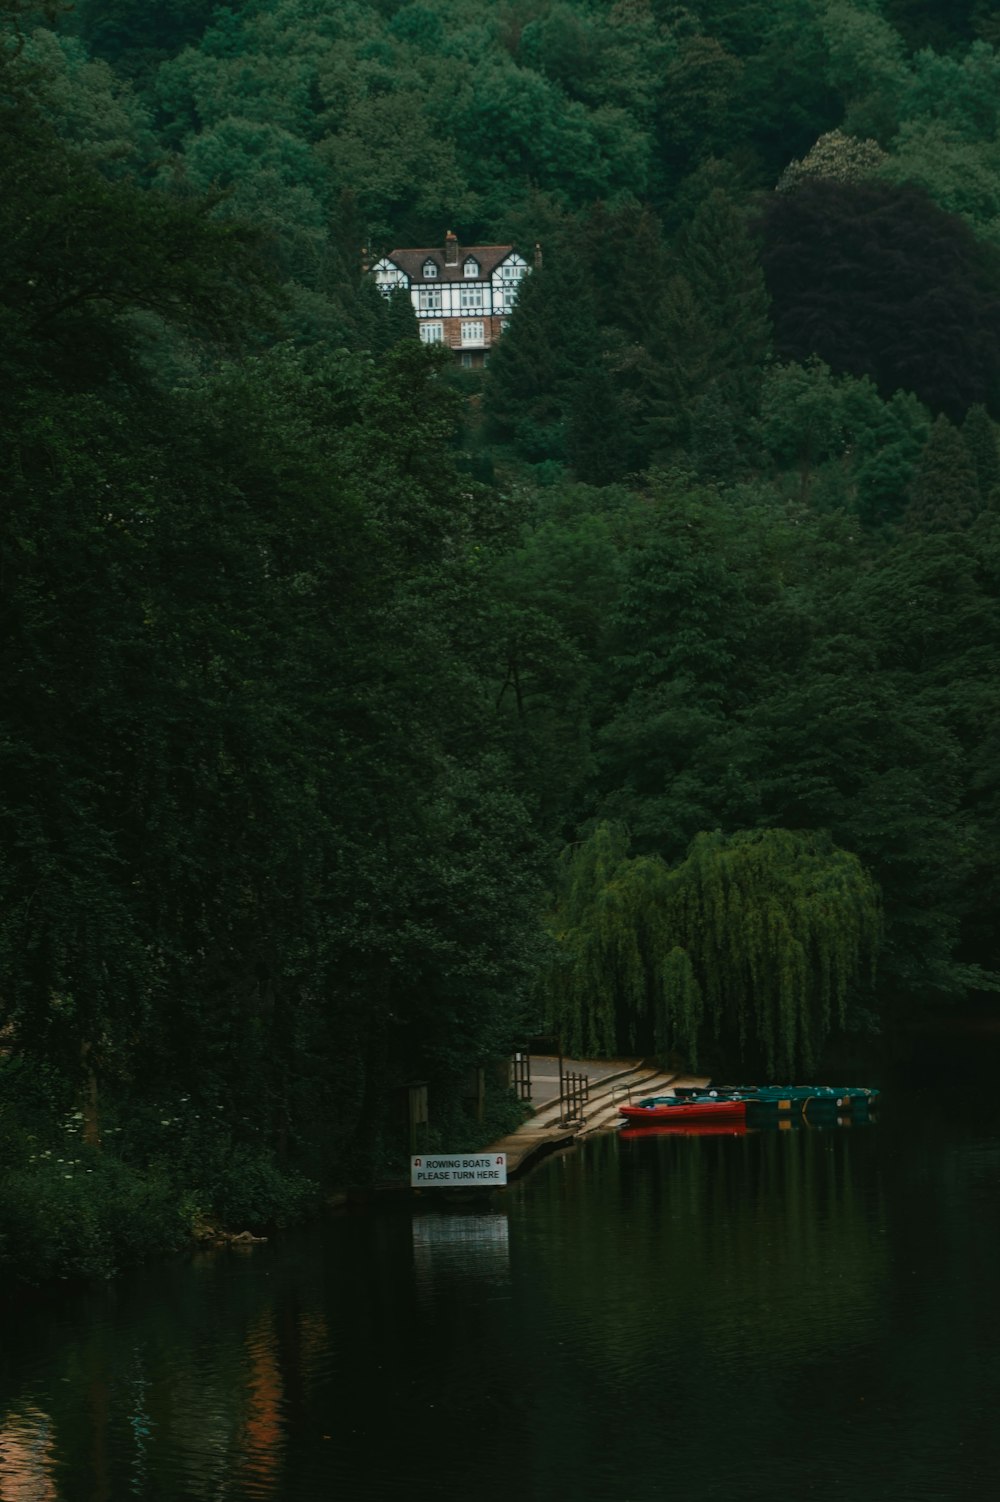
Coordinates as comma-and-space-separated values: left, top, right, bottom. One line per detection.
387, 244, 519, 283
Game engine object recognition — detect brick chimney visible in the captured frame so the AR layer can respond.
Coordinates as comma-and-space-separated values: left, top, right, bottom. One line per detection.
445, 230, 459, 267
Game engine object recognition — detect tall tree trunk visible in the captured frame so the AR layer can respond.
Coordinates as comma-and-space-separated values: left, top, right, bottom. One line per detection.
81, 1038, 101, 1149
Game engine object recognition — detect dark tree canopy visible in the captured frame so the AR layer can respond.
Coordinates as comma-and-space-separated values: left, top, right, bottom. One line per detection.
12, 0, 1000, 1286
759, 179, 1000, 420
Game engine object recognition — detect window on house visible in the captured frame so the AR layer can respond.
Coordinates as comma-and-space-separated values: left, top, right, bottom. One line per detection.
420, 322, 444, 344
463, 258, 479, 278
419, 288, 442, 311
422, 259, 438, 278
461, 352, 473, 368
460, 285, 483, 310
460, 320, 484, 345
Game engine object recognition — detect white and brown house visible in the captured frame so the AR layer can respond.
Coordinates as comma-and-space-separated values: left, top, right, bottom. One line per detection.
371, 231, 535, 366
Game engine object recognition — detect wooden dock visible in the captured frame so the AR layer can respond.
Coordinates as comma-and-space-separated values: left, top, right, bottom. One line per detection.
490, 1060, 711, 1180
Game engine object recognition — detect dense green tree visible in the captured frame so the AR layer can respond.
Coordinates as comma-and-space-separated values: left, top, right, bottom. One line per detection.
73, 0, 220, 78
717, 0, 843, 183
759, 178, 1000, 419
576, 197, 670, 342
962, 403, 1000, 504
0, 40, 275, 394
746, 529, 1000, 1004
15, 25, 153, 172
819, 0, 909, 140
652, 30, 743, 198
839, 381, 931, 526
900, 40, 1000, 141
758, 358, 847, 502
640, 273, 716, 453
777, 128, 887, 191
758, 360, 931, 522
689, 383, 743, 482
905, 413, 981, 531
1, 13, 552, 1186
885, 121, 1000, 245
595, 478, 804, 851
638, 191, 770, 461
883, 0, 980, 54
545, 822, 880, 1073
566, 356, 639, 484
486, 495, 626, 832
484, 254, 600, 462
8, 0, 1000, 1238
676, 188, 772, 410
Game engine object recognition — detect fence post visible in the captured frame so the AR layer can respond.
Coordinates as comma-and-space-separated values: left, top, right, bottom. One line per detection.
510, 1049, 532, 1102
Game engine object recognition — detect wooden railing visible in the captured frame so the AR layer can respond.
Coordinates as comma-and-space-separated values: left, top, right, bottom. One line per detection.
560, 1070, 589, 1126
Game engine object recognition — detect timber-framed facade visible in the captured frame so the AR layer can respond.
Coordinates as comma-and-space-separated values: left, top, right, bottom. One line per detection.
371, 231, 533, 366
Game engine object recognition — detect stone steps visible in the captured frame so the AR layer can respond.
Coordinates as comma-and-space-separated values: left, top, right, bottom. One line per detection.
490, 1063, 713, 1175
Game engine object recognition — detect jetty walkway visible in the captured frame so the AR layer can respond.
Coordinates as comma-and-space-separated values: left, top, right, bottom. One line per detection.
489, 1056, 709, 1180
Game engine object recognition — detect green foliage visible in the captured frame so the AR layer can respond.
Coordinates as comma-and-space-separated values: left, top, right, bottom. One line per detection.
778, 128, 888, 191
962, 403, 1000, 504
758, 359, 931, 520
641, 189, 771, 462
0, 65, 278, 389
545, 823, 881, 1075
484, 254, 600, 462
905, 413, 982, 531
759, 178, 1000, 419
883, 0, 981, 54
8, 0, 1000, 1285
819, 0, 909, 140
0, 1157, 186, 1284
0, 1062, 317, 1282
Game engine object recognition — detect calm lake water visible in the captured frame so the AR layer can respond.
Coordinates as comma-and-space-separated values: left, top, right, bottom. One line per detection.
3, 1039, 1000, 1502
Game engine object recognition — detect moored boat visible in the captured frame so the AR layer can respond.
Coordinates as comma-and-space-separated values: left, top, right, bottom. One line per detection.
673, 1084, 879, 1123
617, 1094, 747, 1126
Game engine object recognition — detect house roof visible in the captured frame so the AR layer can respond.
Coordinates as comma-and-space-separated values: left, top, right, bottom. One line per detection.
386, 244, 519, 282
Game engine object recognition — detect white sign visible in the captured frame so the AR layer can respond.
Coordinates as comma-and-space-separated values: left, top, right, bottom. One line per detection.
411, 1153, 507, 1187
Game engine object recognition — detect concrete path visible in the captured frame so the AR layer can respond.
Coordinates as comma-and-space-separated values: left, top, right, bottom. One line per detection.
492, 1057, 711, 1178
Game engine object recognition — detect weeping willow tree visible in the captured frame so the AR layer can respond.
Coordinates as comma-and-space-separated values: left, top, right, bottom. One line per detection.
546, 822, 675, 1057
668, 829, 882, 1072
545, 824, 881, 1074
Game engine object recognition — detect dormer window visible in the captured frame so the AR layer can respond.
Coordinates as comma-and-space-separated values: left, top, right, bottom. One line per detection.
423, 259, 438, 279
463, 257, 479, 278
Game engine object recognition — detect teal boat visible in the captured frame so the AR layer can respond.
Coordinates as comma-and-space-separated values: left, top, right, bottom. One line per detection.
673, 1084, 879, 1125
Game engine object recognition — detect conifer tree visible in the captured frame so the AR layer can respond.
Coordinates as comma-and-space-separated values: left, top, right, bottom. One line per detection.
484, 256, 600, 462
642, 192, 771, 458
905, 413, 982, 531
690, 382, 742, 482
566, 356, 636, 484
962, 403, 1000, 507
677, 188, 772, 409
641, 272, 715, 453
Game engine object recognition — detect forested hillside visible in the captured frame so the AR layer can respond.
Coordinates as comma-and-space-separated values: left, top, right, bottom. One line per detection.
4, 0, 1000, 1281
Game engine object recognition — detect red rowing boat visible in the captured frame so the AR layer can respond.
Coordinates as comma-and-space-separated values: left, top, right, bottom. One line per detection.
618, 1097, 747, 1126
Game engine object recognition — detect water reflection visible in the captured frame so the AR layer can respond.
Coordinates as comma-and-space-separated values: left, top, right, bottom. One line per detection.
2, 1075, 1000, 1501
412, 1211, 510, 1296
0, 1405, 57, 1502
235, 1314, 284, 1498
